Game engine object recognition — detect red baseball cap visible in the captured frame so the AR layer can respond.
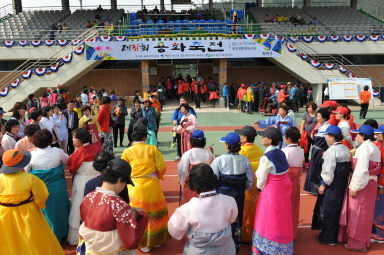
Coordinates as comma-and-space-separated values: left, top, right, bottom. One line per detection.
330, 101, 338, 108
332, 107, 349, 115
321, 100, 330, 108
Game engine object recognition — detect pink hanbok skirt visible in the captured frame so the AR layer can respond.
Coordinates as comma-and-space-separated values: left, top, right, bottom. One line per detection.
181, 131, 192, 155
287, 166, 302, 239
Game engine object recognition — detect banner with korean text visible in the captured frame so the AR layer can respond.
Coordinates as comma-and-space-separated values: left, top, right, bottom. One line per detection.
85, 37, 282, 60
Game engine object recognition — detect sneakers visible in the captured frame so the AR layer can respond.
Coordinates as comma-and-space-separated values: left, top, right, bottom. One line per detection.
226, 107, 230, 111
139, 247, 151, 253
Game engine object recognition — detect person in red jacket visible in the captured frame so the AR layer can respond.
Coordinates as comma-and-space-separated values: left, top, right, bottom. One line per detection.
183, 78, 190, 98
97, 96, 113, 152
321, 100, 339, 125
237, 83, 247, 112
200, 81, 208, 104
177, 80, 184, 100
274, 84, 289, 115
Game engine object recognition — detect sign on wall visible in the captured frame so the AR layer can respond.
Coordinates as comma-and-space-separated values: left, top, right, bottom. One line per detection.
328, 78, 372, 100
85, 37, 282, 60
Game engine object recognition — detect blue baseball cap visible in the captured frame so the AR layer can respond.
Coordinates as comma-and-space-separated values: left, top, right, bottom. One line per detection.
374, 125, 384, 134
319, 125, 342, 135
191, 129, 205, 140
220, 132, 240, 145
351, 124, 374, 136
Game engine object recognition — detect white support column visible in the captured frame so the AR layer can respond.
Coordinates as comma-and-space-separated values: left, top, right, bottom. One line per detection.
312, 83, 323, 105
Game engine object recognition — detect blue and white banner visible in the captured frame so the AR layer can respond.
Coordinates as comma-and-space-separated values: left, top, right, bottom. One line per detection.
74, 44, 85, 55
316, 36, 328, 42
298, 51, 308, 60
57, 40, 69, 46
34, 68, 47, 76
99, 36, 112, 42
310, 59, 321, 68
4, 41, 15, 47
72, 39, 81, 46
289, 36, 300, 43
22, 70, 33, 79
17, 40, 29, 47
114, 36, 127, 41
86, 37, 282, 60
301, 36, 314, 43
62, 54, 73, 63
356, 35, 367, 42
258, 34, 271, 40
338, 65, 347, 73
342, 36, 354, 42
369, 35, 380, 42
44, 40, 55, 46
286, 43, 297, 52
30, 40, 42, 47
10, 79, 20, 88
330, 36, 340, 42
49, 62, 60, 72
0, 87, 9, 97
324, 63, 335, 70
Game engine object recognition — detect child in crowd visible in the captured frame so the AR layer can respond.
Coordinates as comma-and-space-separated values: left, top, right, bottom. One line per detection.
168, 164, 238, 254
282, 127, 304, 239
235, 126, 263, 243
253, 104, 296, 147
372, 125, 384, 242
316, 125, 351, 246
253, 127, 293, 254
178, 130, 215, 204
338, 125, 381, 251
79, 105, 101, 146
211, 132, 254, 253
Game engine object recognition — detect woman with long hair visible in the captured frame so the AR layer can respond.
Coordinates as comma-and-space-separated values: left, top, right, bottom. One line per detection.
300, 101, 317, 167
10, 102, 27, 138
172, 104, 198, 155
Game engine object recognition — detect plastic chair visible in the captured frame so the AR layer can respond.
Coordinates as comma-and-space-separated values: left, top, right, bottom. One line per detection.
175, 20, 182, 28
207, 19, 215, 28
167, 20, 174, 29
130, 19, 138, 26
146, 19, 154, 28
237, 26, 244, 34
129, 12, 136, 20
182, 19, 189, 29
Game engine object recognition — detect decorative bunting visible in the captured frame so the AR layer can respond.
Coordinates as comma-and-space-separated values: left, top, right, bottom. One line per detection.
4, 41, 15, 47
288, 36, 300, 43
277, 36, 286, 44
373, 90, 380, 97
258, 34, 270, 40
342, 36, 354, 42
114, 36, 127, 41
74, 44, 85, 55
72, 39, 81, 46
348, 72, 357, 78
0, 86, 9, 97
301, 36, 314, 43
337, 65, 347, 73
324, 63, 335, 70
369, 35, 380, 42
44, 40, 55, 46
30, 40, 42, 47
316, 36, 328, 42
356, 35, 367, 42
310, 59, 322, 68
10, 79, 20, 88
34, 68, 48, 76
62, 53, 73, 63
57, 40, 69, 46
98, 36, 112, 42
49, 62, 60, 72
286, 43, 297, 52
17, 40, 29, 47
243, 34, 257, 40
329, 36, 341, 42
22, 70, 33, 79
299, 51, 309, 61
86, 38, 97, 43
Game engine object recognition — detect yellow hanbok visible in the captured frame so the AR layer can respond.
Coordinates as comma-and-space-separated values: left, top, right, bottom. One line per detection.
121, 142, 170, 248
0, 171, 64, 255
240, 143, 264, 243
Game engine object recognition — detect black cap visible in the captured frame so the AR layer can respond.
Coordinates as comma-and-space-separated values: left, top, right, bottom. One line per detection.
256, 127, 283, 143
132, 123, 148, 140
108, 159, 135, 186
235, 126, 257, 141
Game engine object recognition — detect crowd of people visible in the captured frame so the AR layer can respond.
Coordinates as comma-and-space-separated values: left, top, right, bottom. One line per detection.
264, 12, 314, 25
0, 78, 383, 255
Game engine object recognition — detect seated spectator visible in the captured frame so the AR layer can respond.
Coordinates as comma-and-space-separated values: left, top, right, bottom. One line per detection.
92, 20, 97, 27
63, 23, 69, 31
299, 16, 305, 25
57, 23, 62, 31
371, 25, 379, 35
290, 14, 298, 25
310, 17, 318, 25
96, 4, 103, 12
160, 7, 167, 14
277, 14, 284, 23
271, 14, 277, 23
86, 20, 92, 28
153, 5, 160, 14
284, 15, 289, 23
264, 14, 271, 23
379, 25, 384, 36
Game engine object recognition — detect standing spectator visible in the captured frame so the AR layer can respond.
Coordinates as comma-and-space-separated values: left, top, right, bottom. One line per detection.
97, 96, 113, 152
63, 100, 79, 155
258, 83, 266, 111
165, 76, 173, 100
0, 149, 65, 255
52, 104, 69, 153
223, 82, 229, 110
192, 79, 201, 109
252, 127, 293, 254
49, 23, 57, 40
293, 84, 300, 112
246, 84, 254, 114
211, 132, 254, 253
79, 105, 101, 146
15, 124, 40, 152
29, 109, 42, 125
86, 20, 93, 28
339, 125, 381, 251
151, 94, 162, 137
157, 84, 165, 109
208, 83, 219, 107
359, 85, 371, 119
142, 99, 157, 135
334, 107, 353, 149
253, 84, 260, 112
10, 102, 27, 138
282, 127, 304, 239
110, 89, 117, 104
81, 89, 89, 105
66, 128, 101, 245
63, 23, 69, 31
237, 83, 247, 112
172, 104, 198, 156
200, 81, 208, 104
91, 94, 102, 117
300, 102, 318, 168
1, 119, 20, 151
112, 97, 128, 147
128, 99, 143, 146
25, 129, 70, 241
168, 164, 238, 254
40, 106, 60, 146
27, 94, 39, 119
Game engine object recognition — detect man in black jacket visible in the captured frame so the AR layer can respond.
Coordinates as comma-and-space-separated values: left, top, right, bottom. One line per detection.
127, 99, 143, 146
62, 100, 79, 154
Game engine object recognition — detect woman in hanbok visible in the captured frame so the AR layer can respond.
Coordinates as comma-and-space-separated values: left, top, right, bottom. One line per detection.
372, 125, 384, 242
15, 124, 40, 152
79, 105, 101, 146
10, 102, 27, 138
304, 108, 331, 196
282, 127, 304, 239
252, 127, 293, 255
67, 128, 101, 245
142, 99, 158, 135
168, 163, 238, 255
121, 123, 169, 252
135, 117, 157, 147
316, 125, 351, 246
338, 125, 382, 251
235, 126, 263, 243
0, 149, 64, 255
25, 129, 70, 241
173, 103, 198, 155
78, 159, 148, 255
211, 132, 254, 253
1, 119, 20, 151
333, 106, 353, 149
178, 129, 215, 204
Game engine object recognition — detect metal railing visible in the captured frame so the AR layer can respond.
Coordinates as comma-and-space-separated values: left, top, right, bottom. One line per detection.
360, 0, 384, 22
0, 27, 100, 92
0, 4, 13, 20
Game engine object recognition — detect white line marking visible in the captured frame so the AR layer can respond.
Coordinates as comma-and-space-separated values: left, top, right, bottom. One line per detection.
165, 196, 180, 199
298, 225, 312, 228
300, 193, 313, 196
